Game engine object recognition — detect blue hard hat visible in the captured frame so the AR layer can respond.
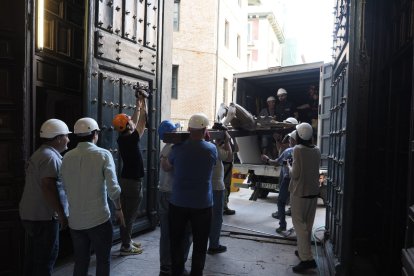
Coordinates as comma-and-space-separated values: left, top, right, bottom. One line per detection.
158, 120, 177, 140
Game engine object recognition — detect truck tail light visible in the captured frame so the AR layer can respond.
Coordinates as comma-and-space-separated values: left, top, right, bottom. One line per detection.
232, 173, 247, 179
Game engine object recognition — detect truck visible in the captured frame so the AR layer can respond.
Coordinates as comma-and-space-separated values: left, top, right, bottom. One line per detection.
230, 62, 332, 201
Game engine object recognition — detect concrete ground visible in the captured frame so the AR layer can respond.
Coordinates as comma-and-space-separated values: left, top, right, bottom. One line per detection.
53, 188, 328, 276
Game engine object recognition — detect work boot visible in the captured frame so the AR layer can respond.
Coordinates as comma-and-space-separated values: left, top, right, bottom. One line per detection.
207, 245, 227, 255
223, 208, 236, 215
292, 260, 317, 273
275, 226, 286, 234
271, 212, 280, 219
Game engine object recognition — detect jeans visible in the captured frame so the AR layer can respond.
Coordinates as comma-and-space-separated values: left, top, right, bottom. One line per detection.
119, 178, 142, 248
70, 220, 113, 276
277, 176, 290, 229
169, 203, 212, 276
158, 191, 192, 273
209, 190, 224, 248
22, 219, 59, 276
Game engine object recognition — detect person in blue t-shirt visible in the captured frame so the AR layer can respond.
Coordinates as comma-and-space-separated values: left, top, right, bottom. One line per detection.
161, 113, 218, 276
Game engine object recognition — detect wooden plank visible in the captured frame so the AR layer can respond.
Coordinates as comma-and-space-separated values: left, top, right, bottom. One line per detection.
162, 124, 295, 144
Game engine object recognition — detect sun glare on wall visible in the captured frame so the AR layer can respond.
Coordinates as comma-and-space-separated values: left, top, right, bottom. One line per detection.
37, 0, 44, 50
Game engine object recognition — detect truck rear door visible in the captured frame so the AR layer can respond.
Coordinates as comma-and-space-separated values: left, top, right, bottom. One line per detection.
318, 63, 332, 169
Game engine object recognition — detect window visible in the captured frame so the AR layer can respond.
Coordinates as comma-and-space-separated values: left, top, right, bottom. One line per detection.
237, 35, 241, 58
252, 49, 258, 62
223, 78, 228, 104
224, 20, 229, 48
172, 65, 178, 99
247, 23, 251, 42
247, 53, 251, 69
173, 0, 180, 31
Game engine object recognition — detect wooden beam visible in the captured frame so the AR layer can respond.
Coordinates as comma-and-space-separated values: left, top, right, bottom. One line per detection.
162, 124, 295, 143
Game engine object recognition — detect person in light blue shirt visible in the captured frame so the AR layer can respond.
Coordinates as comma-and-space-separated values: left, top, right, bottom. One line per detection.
61, 117, 124, 276
262, 130, 297, 233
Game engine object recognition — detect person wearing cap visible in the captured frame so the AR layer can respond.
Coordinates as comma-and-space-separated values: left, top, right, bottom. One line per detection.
262, 130, 297, 234
259, 96, 276, 116
275, 88, 297, 121
287, 123, 321, 273
61, 117, 125, 276
112, 95, 146, 256
274, 117, 299, 156
161, 113, 218, 276
258, 96, 277, 156
297, 85, 319, 125
158, 120, 192, 276
19, 119, 71, 276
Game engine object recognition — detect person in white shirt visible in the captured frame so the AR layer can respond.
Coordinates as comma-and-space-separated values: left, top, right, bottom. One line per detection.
61, 117, 124, 276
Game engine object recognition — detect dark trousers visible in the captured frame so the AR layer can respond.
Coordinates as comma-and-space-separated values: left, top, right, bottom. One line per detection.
119, 178, 142, 248
70, 220, 113, 276
223, 163, 232, 209
158, 191, 193, 273
169, 203, 212, 276
22, 219, 59, 276
277, 176, 290, 228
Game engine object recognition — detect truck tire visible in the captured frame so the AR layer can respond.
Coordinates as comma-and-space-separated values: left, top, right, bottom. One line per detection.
257, 189, 269, 199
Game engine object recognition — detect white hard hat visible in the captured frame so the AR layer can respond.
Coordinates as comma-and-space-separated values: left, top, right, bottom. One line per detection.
277, 88, 287, 96
267, 96, 276, 102
296, 123, 313, 140
283, 117, 298, 124
188, 113, 209, 129
288, 130, 297, 141
74, 117, 100, 136
40, 119, 71, 138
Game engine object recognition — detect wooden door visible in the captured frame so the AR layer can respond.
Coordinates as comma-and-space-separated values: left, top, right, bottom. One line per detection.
86, 0, 162, 232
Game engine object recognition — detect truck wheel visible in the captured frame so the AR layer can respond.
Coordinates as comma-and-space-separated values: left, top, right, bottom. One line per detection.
257, 189, 269, 199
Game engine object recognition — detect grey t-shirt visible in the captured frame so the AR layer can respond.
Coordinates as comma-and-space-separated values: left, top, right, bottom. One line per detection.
19, 145, 68, 220
159, 144, 174, 192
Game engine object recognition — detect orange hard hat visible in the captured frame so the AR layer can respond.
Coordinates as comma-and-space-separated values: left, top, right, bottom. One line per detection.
112, 114, 130, 132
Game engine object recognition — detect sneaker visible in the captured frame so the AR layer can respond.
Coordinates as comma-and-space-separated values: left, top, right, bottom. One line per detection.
223, 208, 236, 215
120, 245, 143, 256
207, 245, 227, 255
275, 226, 286, 234
292, 260, 317, 273
271, 212, 280, 219
131, 241, 141, 248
